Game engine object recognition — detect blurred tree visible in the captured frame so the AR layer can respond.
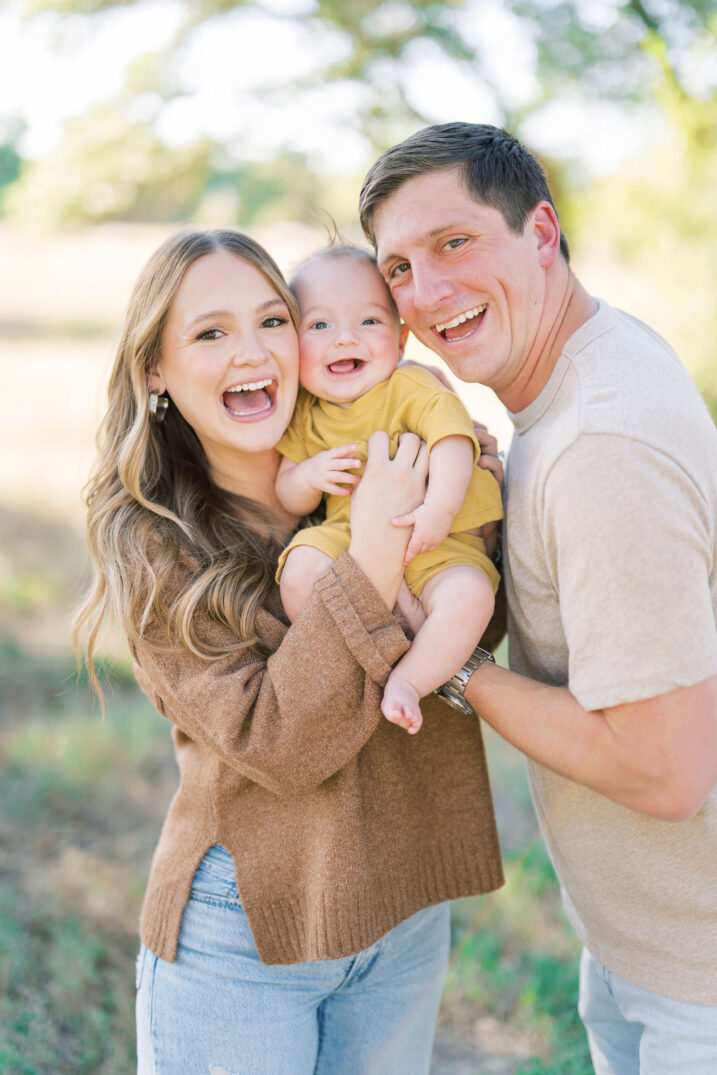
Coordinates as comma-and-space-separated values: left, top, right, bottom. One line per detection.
0, 119, 25, 213
8, 0, 716, 238
572, 65, 717, 418
5, 104, 213, 227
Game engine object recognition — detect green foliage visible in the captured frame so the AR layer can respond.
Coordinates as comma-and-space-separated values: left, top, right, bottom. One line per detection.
571, 78, 717, 420
5, 105, 213, 228
10, 0, 716, 230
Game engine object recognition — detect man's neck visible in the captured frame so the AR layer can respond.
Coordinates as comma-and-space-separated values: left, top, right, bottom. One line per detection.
499, 268, 598, 414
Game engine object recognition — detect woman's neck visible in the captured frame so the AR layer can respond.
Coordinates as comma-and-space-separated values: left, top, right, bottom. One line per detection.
209, 447, 299, 531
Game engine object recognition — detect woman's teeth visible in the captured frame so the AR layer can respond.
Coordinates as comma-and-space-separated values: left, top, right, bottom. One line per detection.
223, 378, 274, 415
434, 304, 486, 334
225, 378, 273, 394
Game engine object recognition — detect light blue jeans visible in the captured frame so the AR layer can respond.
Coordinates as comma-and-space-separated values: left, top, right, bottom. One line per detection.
579, 947, 717, 1074
136, 844, 450, 1074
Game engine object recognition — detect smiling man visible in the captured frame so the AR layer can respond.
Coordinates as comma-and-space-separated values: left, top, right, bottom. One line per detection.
360, 123, 717, 1073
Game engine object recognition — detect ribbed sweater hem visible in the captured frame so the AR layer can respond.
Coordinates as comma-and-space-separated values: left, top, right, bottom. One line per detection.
140, 842, 504, 966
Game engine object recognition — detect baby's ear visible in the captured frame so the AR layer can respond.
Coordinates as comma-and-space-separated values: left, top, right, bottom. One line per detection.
397, 323, 409, 358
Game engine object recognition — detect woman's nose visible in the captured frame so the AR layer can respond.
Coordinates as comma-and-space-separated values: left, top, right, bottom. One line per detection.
231, 333, 269, 366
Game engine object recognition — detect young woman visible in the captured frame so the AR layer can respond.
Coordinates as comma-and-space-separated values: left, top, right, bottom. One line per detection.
75, 229, 504, 1075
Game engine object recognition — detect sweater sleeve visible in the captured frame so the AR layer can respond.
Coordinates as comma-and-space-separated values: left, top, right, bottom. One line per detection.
131, 553, 410, 796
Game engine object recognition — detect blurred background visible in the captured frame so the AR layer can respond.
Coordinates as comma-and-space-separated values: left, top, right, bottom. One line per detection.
0, 1, 714, 1071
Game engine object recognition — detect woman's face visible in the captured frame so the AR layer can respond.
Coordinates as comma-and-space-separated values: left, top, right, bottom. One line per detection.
152, 249, 299, 483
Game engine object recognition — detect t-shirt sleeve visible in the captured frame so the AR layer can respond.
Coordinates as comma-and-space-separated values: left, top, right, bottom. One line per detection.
276, 392, 312, 464
543, 433, 717, 711
401, 370, 479, 457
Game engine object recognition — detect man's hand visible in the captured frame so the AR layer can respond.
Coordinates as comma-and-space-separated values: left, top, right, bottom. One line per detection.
300, 445, 361, 497
473, 421, 504, 492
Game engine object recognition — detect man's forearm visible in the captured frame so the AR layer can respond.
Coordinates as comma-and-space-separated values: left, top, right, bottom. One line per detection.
466, 662, 717, 821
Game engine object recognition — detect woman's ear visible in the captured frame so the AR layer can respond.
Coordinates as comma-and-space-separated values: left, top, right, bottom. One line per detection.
397, 323, 410, 358
148, 368, 166, 394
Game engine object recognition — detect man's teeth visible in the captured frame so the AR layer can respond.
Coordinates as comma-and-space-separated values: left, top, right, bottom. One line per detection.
435, 305, 486, 333
225, 378, 273, 393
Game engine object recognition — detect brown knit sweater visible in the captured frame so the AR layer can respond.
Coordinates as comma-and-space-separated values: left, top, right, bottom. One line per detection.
132, 552, 504, 966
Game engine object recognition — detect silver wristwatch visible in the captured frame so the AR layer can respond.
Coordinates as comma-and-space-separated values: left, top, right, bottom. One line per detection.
434, 645, 495, 716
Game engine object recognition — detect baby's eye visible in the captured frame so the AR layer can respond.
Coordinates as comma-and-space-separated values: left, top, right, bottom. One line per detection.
196, 327, 224, 341
262, 315, 288, 328
310, 320, 329, 330
362, 317, 379, 326
389, 262, 410, 279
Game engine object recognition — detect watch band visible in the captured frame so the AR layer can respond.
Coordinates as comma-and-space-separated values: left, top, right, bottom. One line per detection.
434, 645, 495, 716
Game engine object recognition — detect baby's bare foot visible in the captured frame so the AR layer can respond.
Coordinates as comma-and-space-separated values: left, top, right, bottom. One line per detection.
381, 674, 423, 734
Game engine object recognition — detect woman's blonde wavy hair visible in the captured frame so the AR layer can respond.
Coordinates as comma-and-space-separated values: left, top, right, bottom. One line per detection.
74, 229, 299, 700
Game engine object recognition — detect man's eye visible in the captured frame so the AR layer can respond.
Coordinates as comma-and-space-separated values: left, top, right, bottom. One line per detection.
262, 316, 288, 328
447, 238, 467, 250
389, 262, 410, 279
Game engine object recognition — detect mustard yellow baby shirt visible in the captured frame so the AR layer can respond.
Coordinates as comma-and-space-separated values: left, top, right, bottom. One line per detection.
278, 365, 503, 533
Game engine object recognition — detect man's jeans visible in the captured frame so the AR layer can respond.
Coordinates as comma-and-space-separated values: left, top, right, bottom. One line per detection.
136, 844, 450, 1074
579, 947, 717, 1074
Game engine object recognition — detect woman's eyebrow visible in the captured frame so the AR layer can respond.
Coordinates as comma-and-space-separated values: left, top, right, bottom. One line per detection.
185, 299, 286, 332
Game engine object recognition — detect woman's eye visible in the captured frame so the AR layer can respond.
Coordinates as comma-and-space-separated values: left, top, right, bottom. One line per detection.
262, 315, 288, 328
196, 327, 224, 340
389, 262, 410, 279
446, 238, 467, 250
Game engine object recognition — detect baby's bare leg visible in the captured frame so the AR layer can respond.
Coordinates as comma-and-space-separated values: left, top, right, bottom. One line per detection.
280, 546, 335, 622
382, 566, 495, 733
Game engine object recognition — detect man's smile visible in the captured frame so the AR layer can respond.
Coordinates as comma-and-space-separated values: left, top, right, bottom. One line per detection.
433, 304, 487, 341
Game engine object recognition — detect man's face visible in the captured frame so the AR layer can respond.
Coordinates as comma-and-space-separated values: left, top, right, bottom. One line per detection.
373, 167, 550, 394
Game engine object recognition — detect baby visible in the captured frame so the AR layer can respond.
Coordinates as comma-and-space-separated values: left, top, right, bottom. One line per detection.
276, 246, 502, 733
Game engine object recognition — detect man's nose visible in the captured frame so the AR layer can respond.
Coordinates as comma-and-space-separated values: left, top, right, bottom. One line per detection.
410, 263, 454, 313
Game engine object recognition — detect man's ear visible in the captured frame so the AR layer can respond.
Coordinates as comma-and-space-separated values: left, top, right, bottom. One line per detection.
533, 202, 561, 268
397, 323, 410, 358
147, 368, 166, 394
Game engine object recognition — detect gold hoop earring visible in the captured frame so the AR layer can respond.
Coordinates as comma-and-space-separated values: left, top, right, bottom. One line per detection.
149, 390, 169, 423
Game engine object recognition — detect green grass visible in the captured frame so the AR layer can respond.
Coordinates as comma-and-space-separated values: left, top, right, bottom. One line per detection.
0, 888, 136, 1075
444, 822, 591, 1072
0, 644, 173, 1074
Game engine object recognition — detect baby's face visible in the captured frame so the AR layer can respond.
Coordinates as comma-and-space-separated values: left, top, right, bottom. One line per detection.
294, 255, 403, 408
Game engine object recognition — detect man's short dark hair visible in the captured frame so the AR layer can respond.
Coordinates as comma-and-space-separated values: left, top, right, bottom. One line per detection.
359, 122, 569, 263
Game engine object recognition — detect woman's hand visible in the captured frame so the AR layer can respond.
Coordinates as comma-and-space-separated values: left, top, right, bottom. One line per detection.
349, 431, 429, 609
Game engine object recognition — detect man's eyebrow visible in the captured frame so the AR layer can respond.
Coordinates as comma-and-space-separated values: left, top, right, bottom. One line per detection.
378, 222, 463, 268
185, 298, 286, 331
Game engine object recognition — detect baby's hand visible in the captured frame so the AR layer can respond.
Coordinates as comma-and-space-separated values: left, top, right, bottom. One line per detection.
391, 501, 453, 564
303, 445, 361, 497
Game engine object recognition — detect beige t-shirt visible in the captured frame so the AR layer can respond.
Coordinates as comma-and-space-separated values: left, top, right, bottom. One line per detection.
505, 301, 717, 1004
